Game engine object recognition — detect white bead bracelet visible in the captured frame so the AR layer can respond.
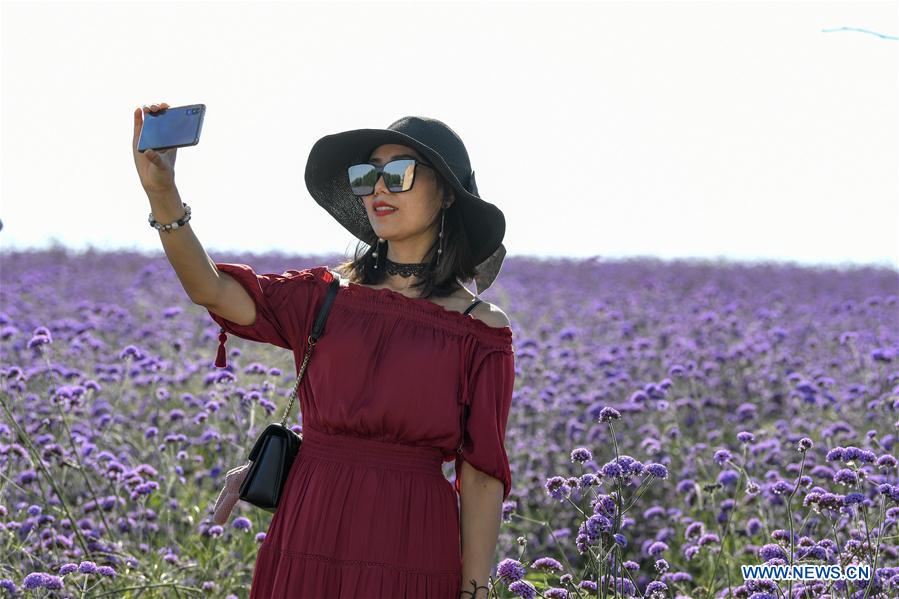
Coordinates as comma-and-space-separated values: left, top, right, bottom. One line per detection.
149, 202, 191, 232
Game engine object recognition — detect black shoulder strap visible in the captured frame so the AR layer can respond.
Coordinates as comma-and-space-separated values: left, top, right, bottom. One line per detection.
309, 269, 342, 340
463, 297, 483, 316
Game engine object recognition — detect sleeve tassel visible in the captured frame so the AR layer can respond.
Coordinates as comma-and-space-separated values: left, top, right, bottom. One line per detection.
215, 328, 228, 368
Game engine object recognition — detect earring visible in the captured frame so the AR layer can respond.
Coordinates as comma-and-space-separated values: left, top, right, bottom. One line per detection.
372, 237, 385, 269
435, 205, 446, 267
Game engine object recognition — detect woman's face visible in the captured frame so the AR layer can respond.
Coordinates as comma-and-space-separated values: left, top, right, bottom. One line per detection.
361, 144, 447, 242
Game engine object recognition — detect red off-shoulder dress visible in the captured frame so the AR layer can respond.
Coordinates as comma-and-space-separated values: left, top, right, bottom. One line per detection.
206, 264, 515, 599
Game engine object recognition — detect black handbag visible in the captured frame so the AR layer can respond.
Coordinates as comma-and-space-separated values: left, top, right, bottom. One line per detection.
238, 268, 343, 512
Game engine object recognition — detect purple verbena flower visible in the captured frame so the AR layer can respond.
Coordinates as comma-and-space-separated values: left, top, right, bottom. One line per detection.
598, 407, 621, 422
497, 558, 526, 582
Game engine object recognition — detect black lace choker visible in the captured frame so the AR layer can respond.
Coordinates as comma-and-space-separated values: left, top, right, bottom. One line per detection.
383, 257, 430, 278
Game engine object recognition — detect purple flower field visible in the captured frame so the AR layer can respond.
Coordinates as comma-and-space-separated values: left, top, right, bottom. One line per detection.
1, 248, 898, 599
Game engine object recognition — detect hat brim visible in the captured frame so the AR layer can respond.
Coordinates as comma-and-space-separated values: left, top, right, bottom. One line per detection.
304, 128, 506, 291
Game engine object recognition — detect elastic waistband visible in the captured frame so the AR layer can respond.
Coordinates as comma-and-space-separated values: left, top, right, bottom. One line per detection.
300, 425, 445, 479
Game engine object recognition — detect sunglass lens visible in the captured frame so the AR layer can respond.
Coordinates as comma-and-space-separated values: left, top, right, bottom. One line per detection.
347, 159, 418, 196
348, 164, 377, 196
383, 159, 416, 192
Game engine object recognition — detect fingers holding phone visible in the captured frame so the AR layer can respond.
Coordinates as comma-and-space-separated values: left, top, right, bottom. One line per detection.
133, 102, 178, 195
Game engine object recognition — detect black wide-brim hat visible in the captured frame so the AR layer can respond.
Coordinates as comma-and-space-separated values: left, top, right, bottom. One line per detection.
304, 116, 506, 294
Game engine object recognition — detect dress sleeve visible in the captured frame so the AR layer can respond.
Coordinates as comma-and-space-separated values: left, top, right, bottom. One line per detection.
205, 263, 326, 368
454, 344, 515, 501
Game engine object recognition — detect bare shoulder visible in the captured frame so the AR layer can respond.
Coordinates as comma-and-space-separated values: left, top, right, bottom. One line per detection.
469, 301, 511, 329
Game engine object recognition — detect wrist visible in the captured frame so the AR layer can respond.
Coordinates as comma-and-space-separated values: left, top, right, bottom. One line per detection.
146, 186, 185, 223
149, 202, 191, 233
459, 578, 490, 598
146, 185, 181, 209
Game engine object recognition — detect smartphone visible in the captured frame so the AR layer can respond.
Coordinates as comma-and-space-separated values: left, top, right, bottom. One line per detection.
137, 103, 205, 152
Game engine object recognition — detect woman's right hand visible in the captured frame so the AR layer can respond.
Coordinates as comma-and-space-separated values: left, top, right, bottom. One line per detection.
132, 102, 178, 195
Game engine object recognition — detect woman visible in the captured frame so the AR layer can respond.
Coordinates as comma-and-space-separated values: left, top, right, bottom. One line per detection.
133, 106, 515, 598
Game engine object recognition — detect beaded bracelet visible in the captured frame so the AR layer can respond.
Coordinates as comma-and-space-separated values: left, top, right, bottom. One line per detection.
149, 202, 191, 233
459, 578, 489, 598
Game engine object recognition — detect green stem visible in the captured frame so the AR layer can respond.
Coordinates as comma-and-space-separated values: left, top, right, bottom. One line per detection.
536, 507, 578, 575
860, 494, 886, 599
0, 389, 92, 556
785, 452, 808, 599
704, 457, 748, 599
89, 582, 203, 597
54, 400, 115, 538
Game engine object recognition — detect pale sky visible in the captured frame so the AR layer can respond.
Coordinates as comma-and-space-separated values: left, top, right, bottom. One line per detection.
2, 0, 897, 269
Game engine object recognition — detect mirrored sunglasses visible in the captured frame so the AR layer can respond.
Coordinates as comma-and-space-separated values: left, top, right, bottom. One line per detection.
347, 158, 434, 196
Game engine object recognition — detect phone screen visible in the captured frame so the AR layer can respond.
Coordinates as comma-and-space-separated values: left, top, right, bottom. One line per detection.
138, 103, 205, 152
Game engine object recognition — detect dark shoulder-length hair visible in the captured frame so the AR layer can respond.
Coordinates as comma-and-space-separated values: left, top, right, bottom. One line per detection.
336, 172, 480, 300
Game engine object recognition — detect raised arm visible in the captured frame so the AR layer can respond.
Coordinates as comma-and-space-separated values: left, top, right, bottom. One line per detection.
132, 103, 245, 318
141, 180, 254, 323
